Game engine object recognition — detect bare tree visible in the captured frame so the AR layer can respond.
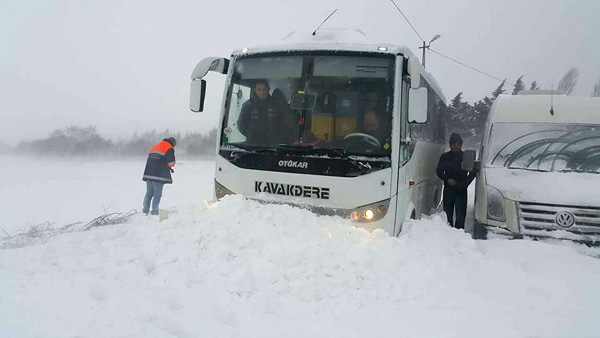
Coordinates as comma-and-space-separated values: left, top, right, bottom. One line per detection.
593, 76, 600, 97
557, 67, 579, 95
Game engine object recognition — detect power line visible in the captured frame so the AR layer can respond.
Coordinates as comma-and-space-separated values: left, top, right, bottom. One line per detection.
386, 0, 513, 87
429, 48, 514, 86
389, 0, 423, 42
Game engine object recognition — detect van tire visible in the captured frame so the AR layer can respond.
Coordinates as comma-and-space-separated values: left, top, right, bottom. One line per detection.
473, 220, 488, 240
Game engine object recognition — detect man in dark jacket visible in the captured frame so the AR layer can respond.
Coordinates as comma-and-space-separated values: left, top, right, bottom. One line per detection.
142, 137, 176, 215
237, 80, 294, 146
436, 133, 477, 229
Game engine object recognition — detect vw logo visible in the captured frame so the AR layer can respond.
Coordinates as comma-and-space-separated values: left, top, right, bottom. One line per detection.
555, 211, 575, 228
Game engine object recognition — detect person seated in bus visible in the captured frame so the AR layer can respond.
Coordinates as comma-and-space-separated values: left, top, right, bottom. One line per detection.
360, 109, 391, 148
237, 80, 295, 146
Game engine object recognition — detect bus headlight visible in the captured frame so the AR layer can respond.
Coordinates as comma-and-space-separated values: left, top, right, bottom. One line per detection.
364, 209, 375, 220
215, 180, 235, 199
348, 199, 390, 223
487, 185, 506, 222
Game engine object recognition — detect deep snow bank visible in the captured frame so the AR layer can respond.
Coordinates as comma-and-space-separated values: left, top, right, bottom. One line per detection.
2, 195, 600, 338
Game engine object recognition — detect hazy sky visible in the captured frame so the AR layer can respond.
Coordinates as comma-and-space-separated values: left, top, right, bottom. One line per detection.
2, 0, 599, 145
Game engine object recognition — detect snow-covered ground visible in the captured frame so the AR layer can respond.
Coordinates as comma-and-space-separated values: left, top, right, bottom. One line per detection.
0, 156, 215, 235
2, 156, 600, 338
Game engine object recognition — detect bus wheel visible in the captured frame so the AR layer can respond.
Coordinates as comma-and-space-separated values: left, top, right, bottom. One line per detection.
395, 211, 417, 237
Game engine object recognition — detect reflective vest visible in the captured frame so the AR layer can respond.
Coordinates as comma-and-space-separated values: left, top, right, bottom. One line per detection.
142, 140, 176, 184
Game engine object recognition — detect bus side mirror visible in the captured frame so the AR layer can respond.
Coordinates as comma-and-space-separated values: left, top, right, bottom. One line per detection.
462, 150, 476, 171
408, 56, 421, 88
408, 87, 428, 123
189, 57, 229, 113
190, 79, 207, 112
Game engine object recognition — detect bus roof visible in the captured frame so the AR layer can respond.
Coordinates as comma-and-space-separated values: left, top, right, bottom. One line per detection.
490, 94, 600, 124
230, 29, 446, 104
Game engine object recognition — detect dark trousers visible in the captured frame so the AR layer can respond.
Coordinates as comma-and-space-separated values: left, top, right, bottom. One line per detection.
443, 186, 468, 229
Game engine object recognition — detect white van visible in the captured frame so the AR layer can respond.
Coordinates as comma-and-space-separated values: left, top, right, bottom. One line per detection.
473, 92, 600, 243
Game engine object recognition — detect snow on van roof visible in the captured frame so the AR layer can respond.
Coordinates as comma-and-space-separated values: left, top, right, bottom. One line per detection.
230, 28, 446, 104
490, 94, 600, 124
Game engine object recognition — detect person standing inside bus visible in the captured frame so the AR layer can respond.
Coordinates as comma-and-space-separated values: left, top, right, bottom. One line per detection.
436, 133, 477, 229
237, 80, 293, 146
142, 137, 176, 215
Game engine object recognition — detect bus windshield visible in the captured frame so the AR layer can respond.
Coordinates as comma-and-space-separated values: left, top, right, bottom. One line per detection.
486, 122, 600, 173
220, 53, 395, 158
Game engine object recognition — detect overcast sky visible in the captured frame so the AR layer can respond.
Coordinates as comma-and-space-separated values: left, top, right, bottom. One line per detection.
2, 0, 599, 145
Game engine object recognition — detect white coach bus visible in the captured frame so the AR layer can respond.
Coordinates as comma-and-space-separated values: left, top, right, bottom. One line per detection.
190, 30, 447, 236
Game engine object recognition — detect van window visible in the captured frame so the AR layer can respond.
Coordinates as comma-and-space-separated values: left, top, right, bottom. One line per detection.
486, 123, 600, 173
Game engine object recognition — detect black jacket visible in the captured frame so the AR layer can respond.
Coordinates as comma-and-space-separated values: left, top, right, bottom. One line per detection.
436, 150, 476, 190
143, 139, 176, 184
237, 96, 295, 146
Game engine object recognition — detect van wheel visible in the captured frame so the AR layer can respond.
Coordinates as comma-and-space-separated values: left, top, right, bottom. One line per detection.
473, 221, 488, 240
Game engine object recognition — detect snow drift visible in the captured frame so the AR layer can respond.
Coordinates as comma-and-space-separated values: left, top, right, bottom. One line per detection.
2, 194, 600, 338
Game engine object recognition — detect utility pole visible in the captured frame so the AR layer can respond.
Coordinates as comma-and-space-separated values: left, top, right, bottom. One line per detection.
418, 35, 441, 69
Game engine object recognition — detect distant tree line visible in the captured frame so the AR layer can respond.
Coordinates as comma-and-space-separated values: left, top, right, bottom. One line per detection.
446, 79, 511, 148
0, 142, 12, 155
9, 67, 600, 157
15, 126, 217, 157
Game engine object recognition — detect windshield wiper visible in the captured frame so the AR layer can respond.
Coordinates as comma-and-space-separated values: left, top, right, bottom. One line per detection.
278, 145, 372, 175
222, 143, 278, 153
560, 169, 599, 174
277, 144, 348, 158
317, 147, 348, 158
506, 166, 551, 173
277, 144, 314, 153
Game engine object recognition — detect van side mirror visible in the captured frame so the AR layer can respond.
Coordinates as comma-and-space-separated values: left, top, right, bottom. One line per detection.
190, 79, 206, 112
408, 87, 428, 123
462, 149, 476, 171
